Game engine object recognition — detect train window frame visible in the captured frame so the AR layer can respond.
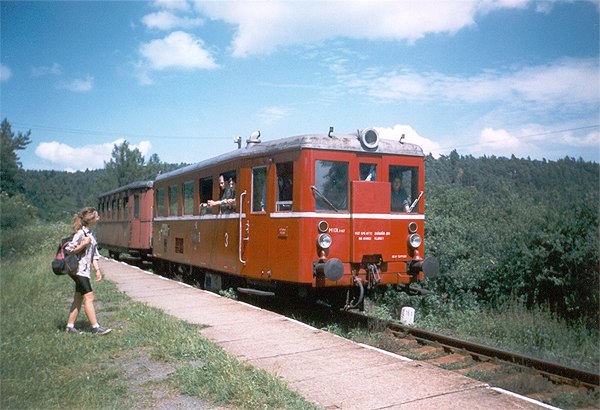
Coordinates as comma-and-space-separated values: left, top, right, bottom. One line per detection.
314, 160, 349, 212
111, 198, 116, 219
276, 162, 293, 212
156, 187, 166, 217
183, 180, 194, 215
218, 170, 237, 214
199, 176, 213, 215
251, 166, 267, 213
123, 196, 129, 220
168, 184, 179, 216
134, 194, 140, 220
389, 165, 420, 213
359, 163, 377, 181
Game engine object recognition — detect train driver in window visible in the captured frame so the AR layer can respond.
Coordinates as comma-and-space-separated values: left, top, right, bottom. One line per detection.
207, 175, 236, 213
391, 176, 410, 213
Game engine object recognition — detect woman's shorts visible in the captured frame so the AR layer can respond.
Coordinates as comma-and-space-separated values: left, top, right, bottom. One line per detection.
69, 274, 93, 295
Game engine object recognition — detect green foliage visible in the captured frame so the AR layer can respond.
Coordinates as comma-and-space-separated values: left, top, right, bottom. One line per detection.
0, 192, 38, 231
0, 118, 31, 195
103, 140, 177, 188
425, 153, 599, 327
17, 146, 183, 221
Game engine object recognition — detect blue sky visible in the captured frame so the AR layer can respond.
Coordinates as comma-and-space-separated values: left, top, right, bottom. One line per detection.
1, 0, 598, 171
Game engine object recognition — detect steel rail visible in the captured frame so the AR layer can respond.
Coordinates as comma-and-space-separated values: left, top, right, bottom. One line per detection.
344, 310, 599, 388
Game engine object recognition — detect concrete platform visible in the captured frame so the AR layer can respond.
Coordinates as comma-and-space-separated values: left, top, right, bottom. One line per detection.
100, 258, 556, 410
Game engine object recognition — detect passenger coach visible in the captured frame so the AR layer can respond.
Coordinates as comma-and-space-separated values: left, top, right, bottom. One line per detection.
152, 128, 437, 308
97, 180, 154, 261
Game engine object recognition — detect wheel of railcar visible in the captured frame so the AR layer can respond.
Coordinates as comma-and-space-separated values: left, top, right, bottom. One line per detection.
108, 250, 120, 260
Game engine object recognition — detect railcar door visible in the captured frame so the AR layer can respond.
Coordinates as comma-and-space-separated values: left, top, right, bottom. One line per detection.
240, 165, 270, 280
350, 158, 391, 263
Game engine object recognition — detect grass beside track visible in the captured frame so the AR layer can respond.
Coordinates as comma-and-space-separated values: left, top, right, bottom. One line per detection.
0, 222, 318, 410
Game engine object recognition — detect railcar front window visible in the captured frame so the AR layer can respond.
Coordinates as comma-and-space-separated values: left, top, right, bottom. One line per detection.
389, 165, 420, 213
252, 167, 267, 213
314, 160, 348, 211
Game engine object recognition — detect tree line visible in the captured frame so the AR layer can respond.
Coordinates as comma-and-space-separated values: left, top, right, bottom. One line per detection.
1, 119, 598, 327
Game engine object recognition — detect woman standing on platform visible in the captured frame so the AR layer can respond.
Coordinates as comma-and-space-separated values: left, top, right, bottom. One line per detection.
65, 207, 111, 335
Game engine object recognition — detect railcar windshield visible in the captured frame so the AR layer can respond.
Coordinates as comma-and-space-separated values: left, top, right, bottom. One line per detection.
389, 165, 420, 213
314, 160, 348, 211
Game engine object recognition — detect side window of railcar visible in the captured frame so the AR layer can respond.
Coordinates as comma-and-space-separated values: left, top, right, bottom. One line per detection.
123, 197, 129, 219
314, 160, 348, 211
169, 185, 179, 216
389, 165, 419, 213
134, 195, 140, 219
199, 177, 213, 215
111, 198, 117, 219
252, 167, 267, 213
220, 171, 237, 214
360, 163, 377, 181
276, 162, 293, 211
156, 188, 166, 217
183, 181, 194, 215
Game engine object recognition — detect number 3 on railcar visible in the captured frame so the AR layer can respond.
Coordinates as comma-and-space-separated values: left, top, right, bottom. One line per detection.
149, 128, 438, 309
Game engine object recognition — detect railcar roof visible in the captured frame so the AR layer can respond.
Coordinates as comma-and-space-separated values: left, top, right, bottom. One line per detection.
156, 131, 424, 182
98, 180, 154, 198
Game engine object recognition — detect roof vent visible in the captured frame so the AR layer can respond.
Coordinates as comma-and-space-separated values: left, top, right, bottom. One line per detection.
246, 131, 261, 148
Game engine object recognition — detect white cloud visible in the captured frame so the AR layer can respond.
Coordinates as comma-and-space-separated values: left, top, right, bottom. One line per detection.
375, 124, 444, 157
142, 11, 203, 30
343, 58, 599, 108
56, 75, 94, 92
31, 63, 62, 77
194, 0, 545, 57
152, 0, 191, 12
466, 124, 600, 159
259, 106, 289, 124
139, 31, 218, 70
0, 64, 12, 82
35, 139, 152, 171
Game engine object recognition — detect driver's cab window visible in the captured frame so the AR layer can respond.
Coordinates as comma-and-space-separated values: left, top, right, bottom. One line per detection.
276, 162, 293, 211
389, 165, 419, 213
314, 160, 348, 211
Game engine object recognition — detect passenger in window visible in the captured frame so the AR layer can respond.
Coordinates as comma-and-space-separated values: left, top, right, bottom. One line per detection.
391, 176, 410, 212
207, 175, 236, 213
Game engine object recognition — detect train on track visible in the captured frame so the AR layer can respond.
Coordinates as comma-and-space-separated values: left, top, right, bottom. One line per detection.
97, 128, 438, 309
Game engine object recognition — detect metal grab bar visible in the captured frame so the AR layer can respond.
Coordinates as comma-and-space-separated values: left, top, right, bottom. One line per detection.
238, 190, 247, 265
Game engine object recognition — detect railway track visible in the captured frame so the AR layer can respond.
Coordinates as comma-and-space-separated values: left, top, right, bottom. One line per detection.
337, 309, 599, 408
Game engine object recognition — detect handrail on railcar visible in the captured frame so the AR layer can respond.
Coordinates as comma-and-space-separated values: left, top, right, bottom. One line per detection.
238, 191, 247, 266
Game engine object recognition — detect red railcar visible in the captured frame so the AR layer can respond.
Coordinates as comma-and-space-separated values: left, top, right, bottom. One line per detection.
97, 180, 154, 261
152, 129, 437, 308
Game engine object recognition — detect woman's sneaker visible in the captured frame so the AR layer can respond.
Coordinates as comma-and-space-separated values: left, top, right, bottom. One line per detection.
92, 326, 112, 335
66, 327, 82, 334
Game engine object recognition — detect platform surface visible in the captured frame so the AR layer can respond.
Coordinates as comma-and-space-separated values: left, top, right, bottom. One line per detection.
101, 258, 554, 410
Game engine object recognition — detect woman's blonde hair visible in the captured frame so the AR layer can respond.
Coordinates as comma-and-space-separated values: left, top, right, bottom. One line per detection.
72, 207, 98, 232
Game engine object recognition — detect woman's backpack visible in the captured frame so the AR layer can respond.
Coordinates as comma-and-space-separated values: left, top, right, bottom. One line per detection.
51, 235, 79, 275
